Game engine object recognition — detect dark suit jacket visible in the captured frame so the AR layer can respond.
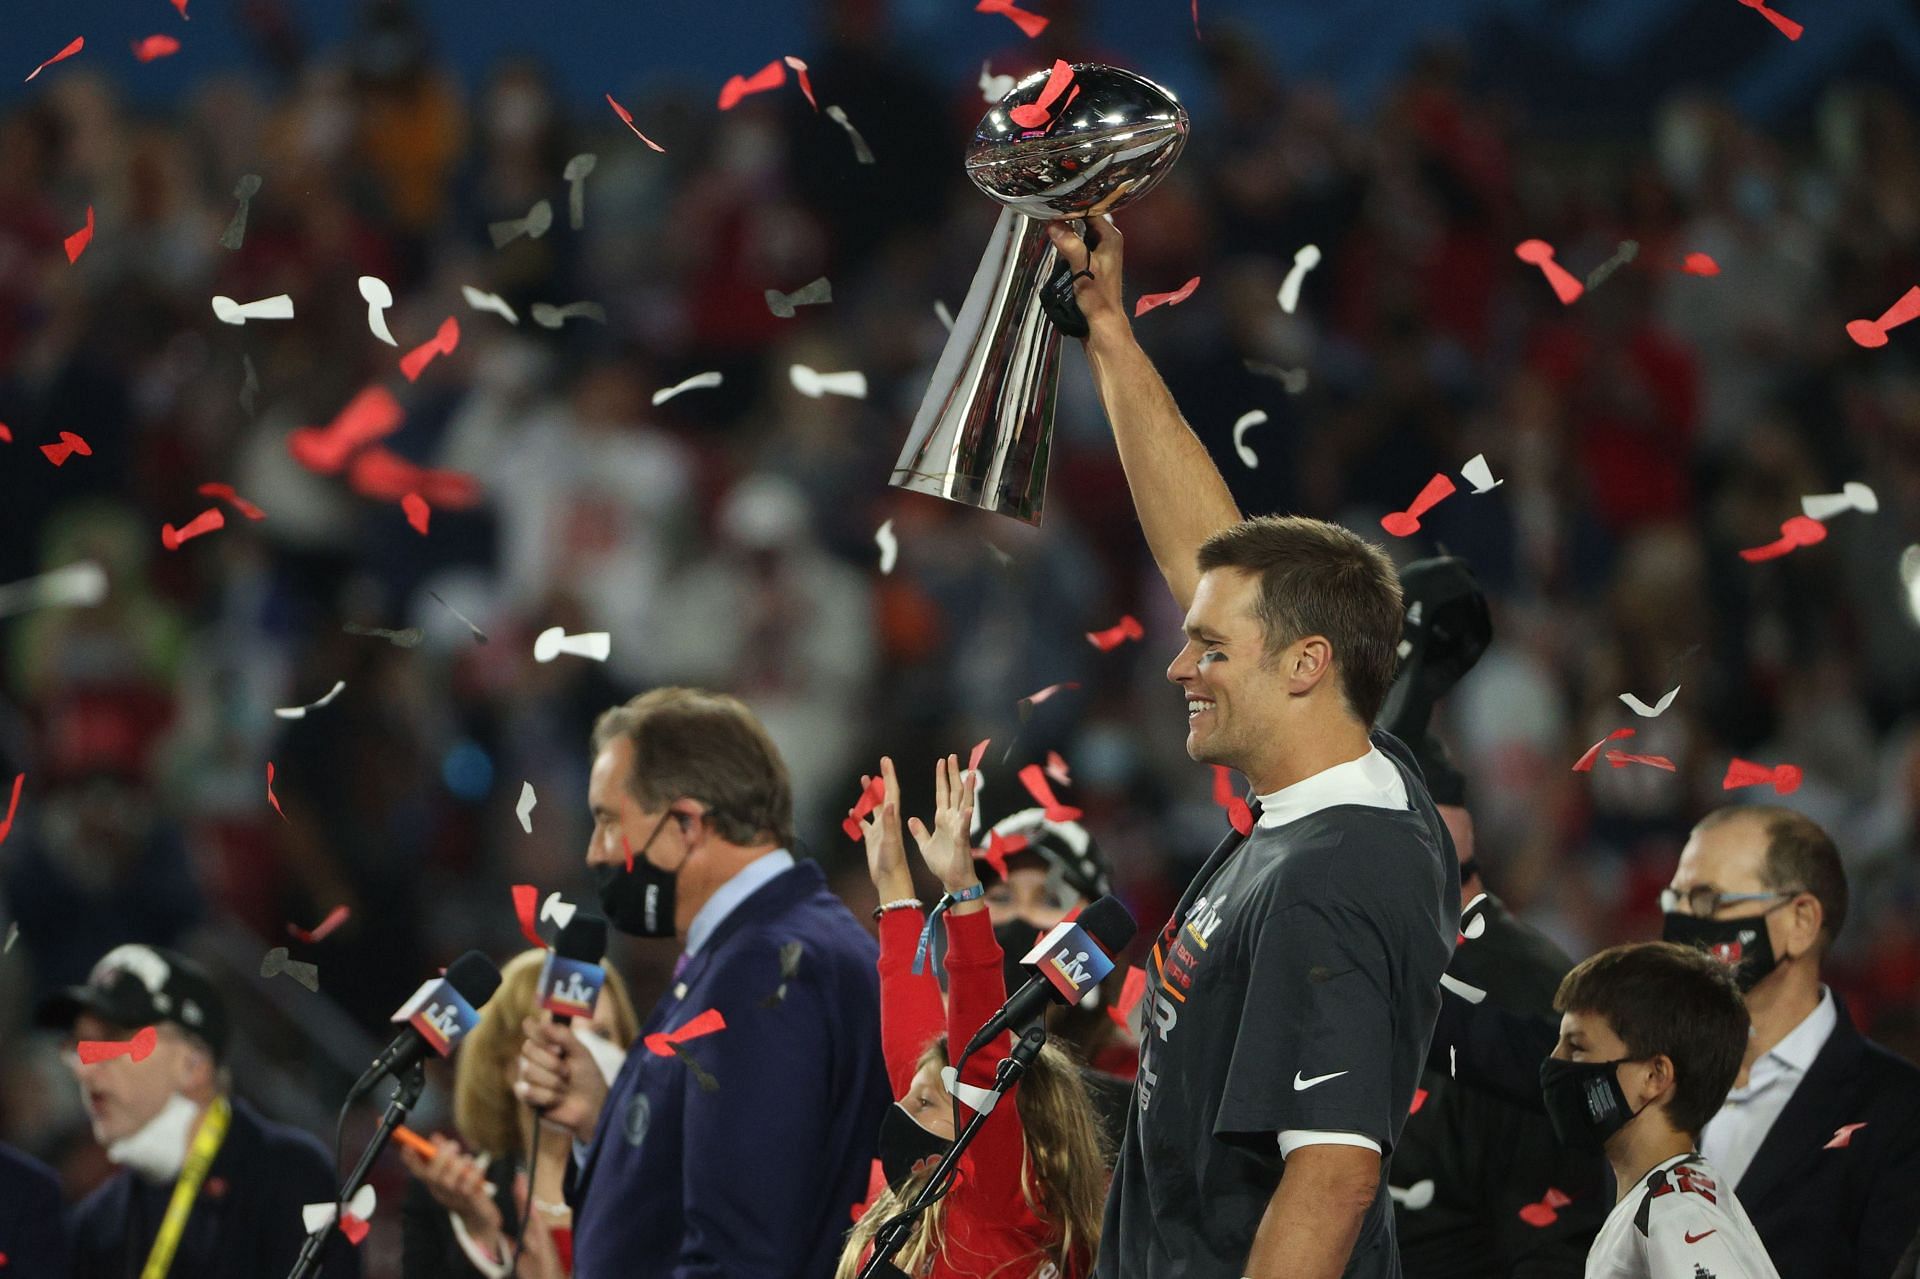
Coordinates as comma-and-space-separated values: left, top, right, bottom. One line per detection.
70, 1097, 361, 1279
1433, 988, 1920, 1279
401, 1154, 519, 1279
0, 1142, 70, 1275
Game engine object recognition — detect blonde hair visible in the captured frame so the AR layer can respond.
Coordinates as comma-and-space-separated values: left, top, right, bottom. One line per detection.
836, 1035, 1110, 1279
453, 948, 640, 1159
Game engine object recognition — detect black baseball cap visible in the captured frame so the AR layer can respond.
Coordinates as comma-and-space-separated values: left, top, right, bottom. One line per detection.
37, 944, 230, 1060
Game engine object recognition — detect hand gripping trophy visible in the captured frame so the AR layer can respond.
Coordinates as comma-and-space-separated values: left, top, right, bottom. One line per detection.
889, 64, 1189, 524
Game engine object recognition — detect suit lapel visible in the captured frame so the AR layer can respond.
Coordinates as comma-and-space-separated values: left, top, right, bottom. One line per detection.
1736, 998, 1867, 1209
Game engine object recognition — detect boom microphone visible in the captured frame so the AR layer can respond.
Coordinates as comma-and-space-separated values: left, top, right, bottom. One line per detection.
537, 913, 609, 1026
349, 951, 501, 1100
962, 895, 1136, 1060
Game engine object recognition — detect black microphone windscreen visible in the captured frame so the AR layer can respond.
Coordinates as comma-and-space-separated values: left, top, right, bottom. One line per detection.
1079, 896, 1137, 954
445, 951, 503, 1007
555, 914, 608, 963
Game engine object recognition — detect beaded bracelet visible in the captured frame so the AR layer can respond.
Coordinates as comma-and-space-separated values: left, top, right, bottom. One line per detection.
873, 898, 923, 920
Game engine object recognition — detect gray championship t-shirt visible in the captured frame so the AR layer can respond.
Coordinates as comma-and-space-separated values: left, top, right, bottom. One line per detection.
1098, 733, 1458, 1278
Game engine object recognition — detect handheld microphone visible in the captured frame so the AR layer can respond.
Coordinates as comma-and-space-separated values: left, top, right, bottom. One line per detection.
537, 913, 608, 1026
963, 896, 1136, 1060
349, 951, 501, 1100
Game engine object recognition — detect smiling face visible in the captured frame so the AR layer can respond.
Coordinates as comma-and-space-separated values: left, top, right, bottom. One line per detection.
1167, 567, 1299, 780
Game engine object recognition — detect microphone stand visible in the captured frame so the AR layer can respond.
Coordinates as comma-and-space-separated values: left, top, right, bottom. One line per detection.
858, 1023, 1047, 1279
287, 1062, 426, 1279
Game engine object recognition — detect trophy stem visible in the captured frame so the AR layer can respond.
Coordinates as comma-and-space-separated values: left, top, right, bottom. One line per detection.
889, 208, 1063, 525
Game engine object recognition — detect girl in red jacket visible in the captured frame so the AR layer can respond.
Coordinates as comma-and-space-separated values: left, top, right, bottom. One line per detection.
840, 756, 1109, 1279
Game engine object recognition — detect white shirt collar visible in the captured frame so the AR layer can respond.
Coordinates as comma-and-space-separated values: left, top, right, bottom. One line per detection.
1764, 985, 1837, 1075
1255, 746, 1410, 829
685, 848, 794, 957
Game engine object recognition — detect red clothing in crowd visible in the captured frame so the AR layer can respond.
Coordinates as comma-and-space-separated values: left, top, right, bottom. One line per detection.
864, 906, 1080, 1279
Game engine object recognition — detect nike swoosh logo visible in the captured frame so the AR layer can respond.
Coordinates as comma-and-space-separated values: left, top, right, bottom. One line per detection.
1685, 1229, 1717, 1244
1293, 1070, 1350, 1091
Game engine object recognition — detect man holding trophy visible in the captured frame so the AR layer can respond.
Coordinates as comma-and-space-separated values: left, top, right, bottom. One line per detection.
893, 66, 1457, 1279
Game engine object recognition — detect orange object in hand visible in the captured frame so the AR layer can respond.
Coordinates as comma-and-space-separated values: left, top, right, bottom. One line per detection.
392, 1125, 439, 1160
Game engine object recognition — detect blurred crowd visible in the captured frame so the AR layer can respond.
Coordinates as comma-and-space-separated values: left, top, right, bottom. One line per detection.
2, 0, 1919, 1265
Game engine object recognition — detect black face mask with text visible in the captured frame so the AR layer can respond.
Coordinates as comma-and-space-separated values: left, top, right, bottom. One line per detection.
595, 812, 681, 939
1661, 913, 1777, 992
1539, 1056, 1647, 1153
877, 1102, 953, 1192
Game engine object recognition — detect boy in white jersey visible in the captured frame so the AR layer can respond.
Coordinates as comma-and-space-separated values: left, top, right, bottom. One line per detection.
1541, 942, 1782, 1279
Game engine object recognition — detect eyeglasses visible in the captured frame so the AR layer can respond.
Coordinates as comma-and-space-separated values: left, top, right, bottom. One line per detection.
1659, 886, 1802, 918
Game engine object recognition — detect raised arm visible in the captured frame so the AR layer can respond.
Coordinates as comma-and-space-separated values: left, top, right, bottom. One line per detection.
1048, 219, 1242, 610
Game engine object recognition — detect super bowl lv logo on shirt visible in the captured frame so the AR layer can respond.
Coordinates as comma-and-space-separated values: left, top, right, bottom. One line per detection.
1139, 892, 1227, 1110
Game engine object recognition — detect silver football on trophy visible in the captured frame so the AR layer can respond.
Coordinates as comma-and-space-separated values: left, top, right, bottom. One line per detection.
890, 65, 1189, 524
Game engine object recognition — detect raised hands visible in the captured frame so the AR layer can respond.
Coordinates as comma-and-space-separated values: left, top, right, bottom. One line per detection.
860, 756, 914, 905
908, 755, 979, 898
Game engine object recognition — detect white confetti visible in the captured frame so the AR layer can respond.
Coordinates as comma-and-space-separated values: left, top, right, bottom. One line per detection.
875, 519, 897, 575
789, 364, 868, 399
1278, 244, 1321, 315
1903, 545, 1920, 628
1439, 972, 1487, 1004
1460, 453, 1504, 494
651, 371, 724, 406
0, 560, 107, 620
563, 153, 597, 230
301, 1184, 376, 1235
357, 276, 397, 347
1619, 685, 1681, 718
1389, 1180, 1435, 1211
1231, 410, 1268, 469
532, 627, 611, 664
1449, 1044, 1457, 1078
273, 680, 347, 721
979, 62, 1016, 103
539, 891, 577, 932
934, 301, 955, 332
825, 106, 876, 165
211, 294, 294, 325
515, 782, 537, 834
1800, 481, 1879, 522
461, 286, 519, 325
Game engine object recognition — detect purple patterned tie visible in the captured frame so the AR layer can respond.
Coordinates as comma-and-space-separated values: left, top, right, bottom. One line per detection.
672, 952, 690, 981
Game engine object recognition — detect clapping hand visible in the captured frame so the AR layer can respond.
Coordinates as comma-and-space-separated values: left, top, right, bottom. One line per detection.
909, 755, 979, 897
860, 757, 914, 905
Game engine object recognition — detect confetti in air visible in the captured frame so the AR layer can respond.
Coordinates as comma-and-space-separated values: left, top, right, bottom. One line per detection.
1619, 686, 1681, 718
875, 519, 898, 574
1381, 474, 1457, 537
1722, 758, 1803, 795
0, 774, 23, 849
605, 94, 666, 151
287, 905, 350, 943
220, 175, 260, 250
274, 681, 347, 720
1735, 0, 1803, 40
1846, 286, 1920, 349
1518, 1188, 1573, 1228
40, 432, 93, 468
531, 301, 606, 329
1801, 482, 1877, 521
766, 277, 833, 318
563, 153, 596, 229
783, 56, 818, 110
131, 35, 181, 62
1278, 245, 1320, 314
266, 762, 287, 820
979, 62, 1016, 102
760, 941, 806, 1007
302, 1186, 377, 1246
357, 276, 398, 346
261, 947, 320, 992
25, 37, 85, 83
516, 783, 537, 834
975, 0, 1048, 37
826, 106, 876, 164
1605, 750, 1677, 772
1232, 411, 1268, 469
1514, 239, 1585, 305
211, 294, 294, 325
427, 590, 489, 644
461, 286, 518, 324
510, 885, 549, 949
1460, 454, 1503, 494
1018, 764, 1083, 822
1044, 751, 1071, 787
1573, 728, 1637, 772
77, 1025, 159, 1065
532, 627, 611, 663
1009, 60, 1074, 129
1086, 614, 1144, 651
1245, 361, 1310, 394
1135, 276, 1201, 317
198, 482, 266, 520
651, 371, 724, 406
400, 493, 431, 535
842, 774, 887, 841
64, 206, 94, 264
488, 200, 552, 249
1108, 966, 1148, 1029
1211, 765, 1254, 835
1681, 252, 1721, 276
160, 511, 224, 551
1824, 1122, 1867, 1150
288, 386, 404, 475
342, 623, 424, 648
717, 60, 786, 110
1740, 515, 1828, 563
789, 365, 868, 399
0, 562, 101, 620
1583, 240, 1639, 292
399, 317, 460, 382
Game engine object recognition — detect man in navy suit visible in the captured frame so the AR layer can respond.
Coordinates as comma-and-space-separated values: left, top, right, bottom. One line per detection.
517, 687, 889, 1278
0, 1142, 69, 1274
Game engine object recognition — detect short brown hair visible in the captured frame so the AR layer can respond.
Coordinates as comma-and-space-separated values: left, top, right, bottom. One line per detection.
455, 949, 639, 1158
1696, 806, 1848, 951
1195, 516, 1404, 723
1554, 941, 1748, 1140
591, 688, 795, 849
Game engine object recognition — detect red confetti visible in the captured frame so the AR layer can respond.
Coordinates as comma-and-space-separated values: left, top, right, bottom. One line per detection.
1018, 763, 1083, 822
161, 507, 225, 550
644, 1008, 727, 1056
25, 37, 84, 83
172, 0, 189, 16
1739, 514, 1828, 563
1381, 473, 1457, 537
978, 828, 1026, 881
975, 0, 1048, 37
1134, 275, 1202, 317
399, 316, 459, 382
131, 35, 180, 62
1824, 1122, 1866, 1149
1735, 0, 1803, 40
1044, 750, 1071, 787
77, 1024, 159, 1065
401, 493, 431, 536
510, 884, 548, 950
1086, 614, 1145, 651
1573, 728, 1636, 772
967, 739, 990, 774
0, 774, 23, 849
1681, 252, 1721, 276
1410, 1087, 1429, 1115
621, 832, 634, 874
287, 905, 350, 944
0, 423, 11, 442
266, 761, 287, 820
1604, 749, 1677, 773
1109, 965, 1148, 1028
40, 430, 92, 467
64, 205, 94, 263
1846, 285, 1920, 349
1210, 764, 1255, 834
1021, 681, 1079, 708
345, 448, 480, 508
782, 56, 817, 111
1009, 59, 1073, 129
717, 60, 786, 111
288, 386, 404, 475
842, 774, 887, 842
197, 482, 266, 520
1517, 1187, 1571, 1228
1722, 757, 1803, 796
339, 1214, 371, 1247
1515, 239, 1585, 305
605, 94, 666, 152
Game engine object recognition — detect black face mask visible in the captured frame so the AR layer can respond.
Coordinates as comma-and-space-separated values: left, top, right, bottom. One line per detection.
1662, 913, 1777, 992
993, 920, 1043, 997
877, 1102, 952, 1192
1539, 1056, 1645, 1153
595, 813, 681, 939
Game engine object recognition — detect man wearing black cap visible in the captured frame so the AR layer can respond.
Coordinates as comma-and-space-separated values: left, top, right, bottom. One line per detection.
40, 943, 359, 1279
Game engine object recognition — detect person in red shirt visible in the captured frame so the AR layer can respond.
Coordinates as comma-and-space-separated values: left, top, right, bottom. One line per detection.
841, 756, 1110, 1279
